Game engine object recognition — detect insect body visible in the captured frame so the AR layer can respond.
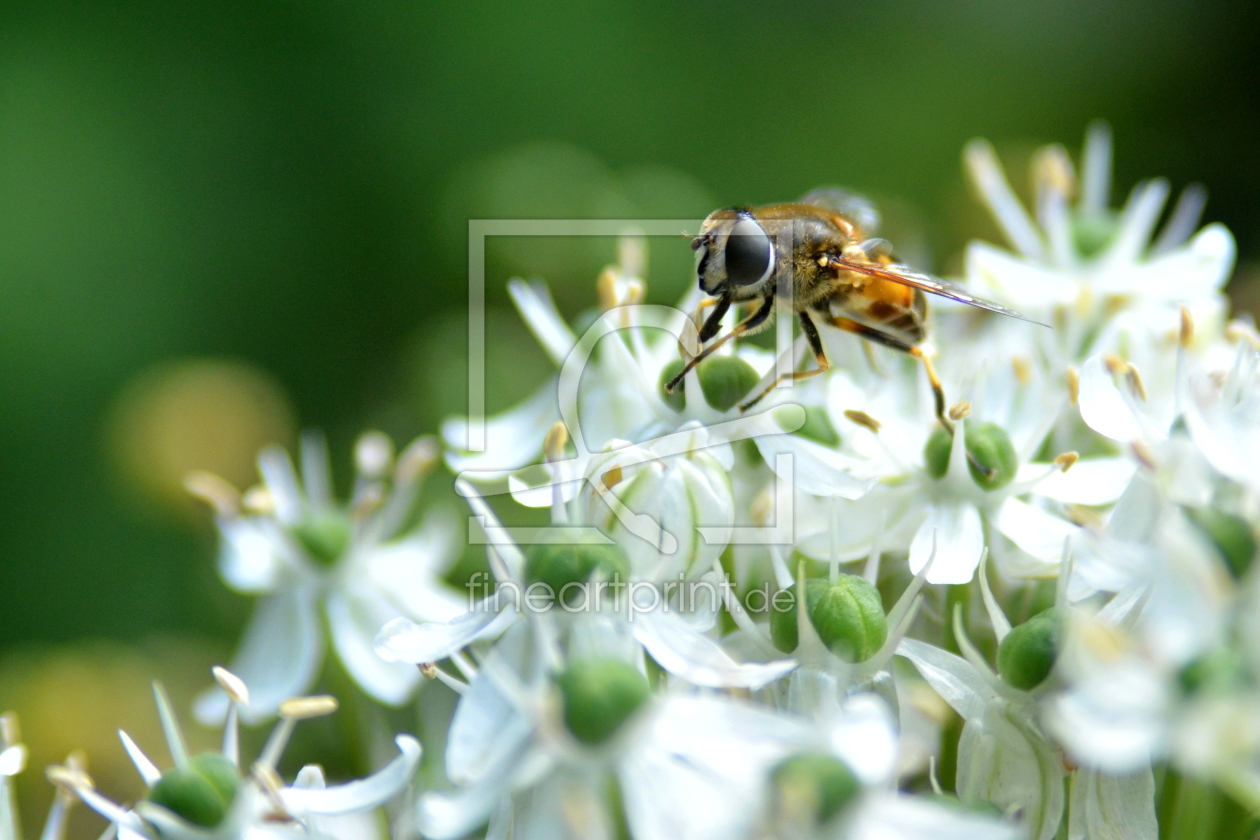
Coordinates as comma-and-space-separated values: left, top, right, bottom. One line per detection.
666, 191, 1039, 424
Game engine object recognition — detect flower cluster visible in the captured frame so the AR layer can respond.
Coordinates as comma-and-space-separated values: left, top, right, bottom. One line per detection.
18, 122, 1260, 840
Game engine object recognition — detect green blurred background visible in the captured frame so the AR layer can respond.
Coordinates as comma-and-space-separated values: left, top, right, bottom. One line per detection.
2, 0, 1259, 832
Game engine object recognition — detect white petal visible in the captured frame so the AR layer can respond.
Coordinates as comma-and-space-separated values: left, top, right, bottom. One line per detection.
619, 695, 804, 840
195, 587, 324, 724
365, 514, 468, 623
957, 705, 1065, 840
282, 735, 421, 815
446, 662, 535, 785
995, 498, 1077, 562
326, 589, 421, 706
1025, 458, 1135, 506
442, 382, 559, 479
508, 278, 575, 367
754, 431, 879, 499
1044, 665, 1165, 773
1069, 767, 1157, 840
374, 599, 516, 664
964, 139, 1045, 261
965, 241, 1078, 313
416, 762, 517, 840
1100, 179, 1168, 269
1076, 355, 1144, 442
909, 504, 985, 585
217, 518, 289, 593
0, 745, 26, 777
257, 447, 305, 524
631, 609, 796, 689
897, 638, 993, 722
852, 792, 1021, 840
826, 694, 899, 786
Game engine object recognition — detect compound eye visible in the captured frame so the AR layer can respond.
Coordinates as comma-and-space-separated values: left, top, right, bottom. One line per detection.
725, 217, 774, 287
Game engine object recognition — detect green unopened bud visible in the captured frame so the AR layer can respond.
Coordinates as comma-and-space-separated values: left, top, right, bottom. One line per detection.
1071, 211, 1120, 259
793, 406, 840, 447
770, 752, 861, 825
292, 512, 352, 567
524, 538, 630, 607
147, 753, 239, 828
555, 659, 649, 745
658, 355, 761, 413
698, 355, 760, 412
924, 426, 952, 479
997, 609, 1058, 691
769, 576, 887, 662
966, 422, 1018, 491
1188, 508, 1256, 579
658, 360, 687, 412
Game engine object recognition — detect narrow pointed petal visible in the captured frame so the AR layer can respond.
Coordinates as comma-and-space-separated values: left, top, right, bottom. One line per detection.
325, 590, 422, 706
442, 382, 560, 479
118, 731, 161, 785
446, 662, 535, 785
374, 599, 516, 665
897, 638, 992, 721
282, 736, 421, 815
965, 139, 1045, 260
194, 587, 324, 725
257, 446, 305, 524
631, 609, 797, 689
909, 504, 985, 585
1102, 179, 1169, 268
754, 432, 879, 499
853, 792, 1021, 840
508, 278, 576, 367
1023, 457, 1135, 506
1077, 355, 1144, 442
1079, 121, 1113, 216
995, 498, 1078, 562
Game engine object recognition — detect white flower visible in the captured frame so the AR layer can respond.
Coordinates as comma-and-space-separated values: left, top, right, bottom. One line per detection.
188, 432, 465, 723
963, 121, 1235, 362
1184, 335, 1260, 496
47, 669, 421, 840
376, 478, 796, 692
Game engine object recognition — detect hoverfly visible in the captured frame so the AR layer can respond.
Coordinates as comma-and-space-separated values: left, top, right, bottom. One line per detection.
665, 189, 1041, 425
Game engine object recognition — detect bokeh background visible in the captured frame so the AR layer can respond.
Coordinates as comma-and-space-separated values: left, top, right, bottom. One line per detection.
2, 0, 1259, 835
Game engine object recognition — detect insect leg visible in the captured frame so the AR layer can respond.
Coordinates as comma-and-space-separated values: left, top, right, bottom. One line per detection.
738, 311, 830, 411
823, 316, 949, 428
697, 295, 732, 343
664, 294, 774, 394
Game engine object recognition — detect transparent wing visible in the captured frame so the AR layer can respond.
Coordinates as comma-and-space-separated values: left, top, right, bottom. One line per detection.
823, 255, 1049, 326
799, 187, 881, 234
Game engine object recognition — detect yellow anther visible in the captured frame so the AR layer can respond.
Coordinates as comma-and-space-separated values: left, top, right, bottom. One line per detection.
843, 409, 882, 433
1011, 356, 1033, 385
242, 486, 275, 515
279, 695, 338, 720
544, 422, 570, 464
1066, 366, 1080, 405
1179, 305, 1194, 349
1126, 363, 1148, 402
213, 666, 250, 705
1054, 452, 1079, 472
601, 466, 623, 491
1103, 354, 1127, 377
947, 401, 972, 422
418, 663, 438, 680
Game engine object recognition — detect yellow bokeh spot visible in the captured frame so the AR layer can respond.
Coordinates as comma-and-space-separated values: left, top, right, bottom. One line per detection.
107, 358, 295, 515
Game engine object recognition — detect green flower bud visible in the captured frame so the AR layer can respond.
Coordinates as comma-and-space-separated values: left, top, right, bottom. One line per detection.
1071, 211, 1120, 259
923, 426, 952, 479
554, 659, 650, 745
769, 576, 887, 662
658, 359, 687, 412
524, 538, 630, 607
147, 753, 240, 828
1188, 507, 1256, 579
698, 355, 760, 412
770, 752, 861, 825
793, 406, 840, 447
965, 422, 1018, 491
658, 355, 761, 413
997, 608, 1058, 691
292, 512, 352, 567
